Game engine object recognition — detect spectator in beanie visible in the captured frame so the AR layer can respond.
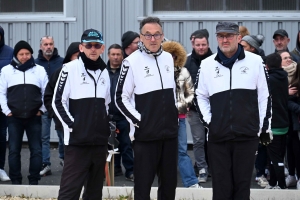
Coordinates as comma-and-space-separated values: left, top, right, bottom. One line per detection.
43, 42, 80, 167
0, 40, 48, 185
241, 34, 266, 61
0, 25, 13, 182
121, 31, 140, 58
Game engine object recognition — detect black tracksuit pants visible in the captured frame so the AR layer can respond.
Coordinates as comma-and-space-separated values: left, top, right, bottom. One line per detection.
267, 134, 287, 189
133, 137, 178, 200
208, 139, 258, 200
58, 145, 107, 200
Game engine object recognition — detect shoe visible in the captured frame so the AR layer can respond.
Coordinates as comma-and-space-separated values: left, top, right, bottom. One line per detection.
114, 167, 123, 177
0, 169, 10, 181
286, 175, 297, 187
60, 159, 64, 167
264, 184, 274, 189
257, 175, 269, 187
272, 185, 282, 189
284, 167, 289, 177
297, 180, 300, 190
125, 173, 134, 182
40, 165, 52, 176
198, 168, 208, 183
189, 183, 203, 188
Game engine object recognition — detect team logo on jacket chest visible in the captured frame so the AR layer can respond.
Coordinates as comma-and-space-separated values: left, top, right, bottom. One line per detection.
81, 73, 89, 85
214, 66, 223, 78
99, 78, 105, 86
240, 66, 249, 74
144, 66, 154, 78
165, 65, 171, 73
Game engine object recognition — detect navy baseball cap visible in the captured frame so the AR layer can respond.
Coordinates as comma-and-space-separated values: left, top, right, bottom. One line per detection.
216, 22, 239, 34
81, 29, 104, 44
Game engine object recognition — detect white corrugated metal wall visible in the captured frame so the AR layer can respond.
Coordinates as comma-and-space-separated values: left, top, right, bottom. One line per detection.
0, 0, 299, 142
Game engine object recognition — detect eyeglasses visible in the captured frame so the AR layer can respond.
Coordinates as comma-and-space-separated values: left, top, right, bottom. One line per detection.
82, 43, 102, 49
283, 56, 293, 60
216, 34, 238, 40
141, 33, 163, 40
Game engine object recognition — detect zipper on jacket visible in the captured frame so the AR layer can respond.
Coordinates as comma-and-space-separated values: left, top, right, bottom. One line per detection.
24, 72, 27, 118
154, 56, 164, 89
154, 56, 165, 139
85, 69, 103, 144
229, 68, 232, 132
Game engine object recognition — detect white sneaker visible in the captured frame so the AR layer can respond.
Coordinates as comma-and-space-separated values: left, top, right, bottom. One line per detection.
40, 165, 52, 176
264, 184, 274, 189
286, 175, 297, 187
297, 180, 300, 190
257, 175, 269, 187
284, 167, 289, 177
272, 185, 282, 189
0, 169, 10, 181
189, 183, 203, 188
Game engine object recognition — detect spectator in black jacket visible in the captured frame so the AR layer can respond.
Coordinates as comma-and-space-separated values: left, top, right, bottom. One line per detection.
106, 44, 134, 181
0, 40, 48, 185
264, 53, 289, 189
43, 42, 80, 167
35, 36, 64, 176
0, 25, 13, 182
184, 33, 212, 182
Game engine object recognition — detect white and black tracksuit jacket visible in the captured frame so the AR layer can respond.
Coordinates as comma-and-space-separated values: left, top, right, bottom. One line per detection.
115, 50, 178, 141
52, 58, 111, 145
0, 64, 47, 118
196, 50, 271, 142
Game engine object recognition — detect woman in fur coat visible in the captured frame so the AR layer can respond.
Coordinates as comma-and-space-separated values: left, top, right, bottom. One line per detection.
162, 40, 202, 188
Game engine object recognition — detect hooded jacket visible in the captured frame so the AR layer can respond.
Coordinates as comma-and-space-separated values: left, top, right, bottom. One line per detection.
0, 27, 13, 69
290, 31, 300, 62
35, 48, 64, 77
268, 68, 289, 130
162, 41, 194, 114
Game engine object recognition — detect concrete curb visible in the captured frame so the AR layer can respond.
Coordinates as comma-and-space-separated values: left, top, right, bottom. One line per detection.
1, 185, 300, 199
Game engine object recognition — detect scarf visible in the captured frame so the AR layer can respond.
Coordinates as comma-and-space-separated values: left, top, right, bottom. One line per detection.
217, 45, 242, 69
191, 48, 213, 67
11, 56, 35, 72
138, 41, 163, 56
80, 52, 106, 71
282, 61, 297, 84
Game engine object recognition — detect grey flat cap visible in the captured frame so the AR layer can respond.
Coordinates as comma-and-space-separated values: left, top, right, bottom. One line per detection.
216, 22, 239, 34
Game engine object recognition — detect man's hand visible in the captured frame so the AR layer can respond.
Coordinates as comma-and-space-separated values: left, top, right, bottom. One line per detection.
259, 132, 273, 146
36, 111, 42, 116
7, 113, 12, 116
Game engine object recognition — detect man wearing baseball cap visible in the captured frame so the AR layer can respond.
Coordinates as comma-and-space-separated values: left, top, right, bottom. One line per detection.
196, 22, 271, 199
0, 40, 48, 185
273, 29, 291, 53
53, 29, 110, 199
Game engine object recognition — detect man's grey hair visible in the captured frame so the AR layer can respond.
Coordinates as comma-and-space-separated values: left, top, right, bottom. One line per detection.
40, 35, 54, 45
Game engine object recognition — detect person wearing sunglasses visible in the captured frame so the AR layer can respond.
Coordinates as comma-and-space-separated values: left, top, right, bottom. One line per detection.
53, 29, 110, 200
196, 22, 271, 200
115, 17, 178, 200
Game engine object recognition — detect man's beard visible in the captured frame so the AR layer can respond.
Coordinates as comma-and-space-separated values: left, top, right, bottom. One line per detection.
44, 50, 53, 56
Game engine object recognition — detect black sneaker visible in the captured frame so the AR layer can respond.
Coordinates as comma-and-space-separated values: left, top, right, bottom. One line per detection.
114, 167, 123, 176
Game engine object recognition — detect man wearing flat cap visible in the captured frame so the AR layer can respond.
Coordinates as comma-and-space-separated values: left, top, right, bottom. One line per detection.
121, 31, 140, 58
196, 21, 271, 199
273, 29, 291, 52
53, 29, 110, 199
0, 40, 48, 185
